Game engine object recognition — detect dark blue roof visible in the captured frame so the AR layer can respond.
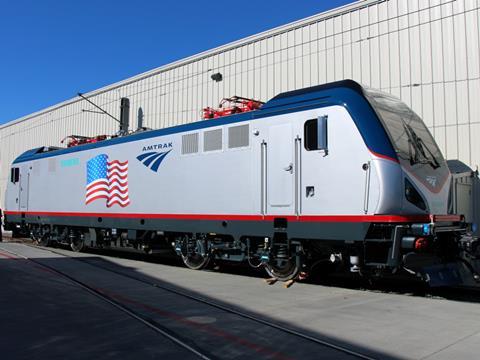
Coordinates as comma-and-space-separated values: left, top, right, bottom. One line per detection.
13, 80, 397, 164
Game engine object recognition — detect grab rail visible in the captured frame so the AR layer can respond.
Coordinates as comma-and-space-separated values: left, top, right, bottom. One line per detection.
261, 141, 267, 216
363, 161, 371, 214
294, 136, 302, 216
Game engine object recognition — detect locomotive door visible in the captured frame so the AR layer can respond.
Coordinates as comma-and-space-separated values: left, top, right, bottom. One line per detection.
265, 123, 295, 214
19, 165, 29, 210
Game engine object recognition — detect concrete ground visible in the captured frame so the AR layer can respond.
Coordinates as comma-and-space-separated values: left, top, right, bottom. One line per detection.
1, 241, 479, 359
0, 243, 197, 360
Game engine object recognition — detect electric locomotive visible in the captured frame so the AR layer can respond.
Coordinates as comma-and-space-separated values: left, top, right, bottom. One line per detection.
3, 80, 480, 286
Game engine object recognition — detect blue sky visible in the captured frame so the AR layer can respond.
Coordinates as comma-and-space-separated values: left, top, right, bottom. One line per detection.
0, 0, 353, 124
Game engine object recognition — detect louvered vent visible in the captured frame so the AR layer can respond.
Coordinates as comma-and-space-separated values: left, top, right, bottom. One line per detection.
204, 129, 222, 152
228, 124, 249, 148
182, 133, 199, 154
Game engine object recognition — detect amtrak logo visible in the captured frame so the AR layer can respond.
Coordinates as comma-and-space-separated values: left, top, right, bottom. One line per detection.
426, 175, 437, 187
137, 150, 172, 172
142, 142, 172, 152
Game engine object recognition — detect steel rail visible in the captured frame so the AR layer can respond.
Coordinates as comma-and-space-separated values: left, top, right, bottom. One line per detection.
0, 245, 213, 360
33, 244, 377, 360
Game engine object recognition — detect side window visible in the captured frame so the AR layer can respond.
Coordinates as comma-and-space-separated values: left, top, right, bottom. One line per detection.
304, 116, 328, 153
10, 167, 19, 183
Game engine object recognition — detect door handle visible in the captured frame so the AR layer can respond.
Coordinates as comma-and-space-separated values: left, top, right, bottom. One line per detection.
284, 163, 293, 173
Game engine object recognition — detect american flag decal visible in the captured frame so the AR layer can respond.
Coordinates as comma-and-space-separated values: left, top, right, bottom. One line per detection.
86, 154, 131, 207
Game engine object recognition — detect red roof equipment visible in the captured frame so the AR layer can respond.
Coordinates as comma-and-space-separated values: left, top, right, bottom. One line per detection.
61, 135, 109, 147
203, 96, 264, 120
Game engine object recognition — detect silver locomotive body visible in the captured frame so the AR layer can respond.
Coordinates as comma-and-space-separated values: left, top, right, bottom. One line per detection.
4, 80, 479, 285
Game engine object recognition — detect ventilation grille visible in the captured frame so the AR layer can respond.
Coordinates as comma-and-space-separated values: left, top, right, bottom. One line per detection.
228, 124, 249, 148
204, 129, 222, 152
182, 133, 199, 154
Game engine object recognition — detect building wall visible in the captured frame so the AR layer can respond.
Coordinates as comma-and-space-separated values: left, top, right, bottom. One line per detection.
1, 0, 479, 208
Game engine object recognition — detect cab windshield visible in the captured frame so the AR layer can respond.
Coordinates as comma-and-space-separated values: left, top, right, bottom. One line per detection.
363, 88, 444, 169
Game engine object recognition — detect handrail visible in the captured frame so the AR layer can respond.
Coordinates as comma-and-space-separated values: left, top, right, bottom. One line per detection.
294, 136, 302, 216
261, 141, 267, 216
363, 161, 371, 214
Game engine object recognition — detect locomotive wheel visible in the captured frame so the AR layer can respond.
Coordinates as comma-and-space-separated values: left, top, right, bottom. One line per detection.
181, 239, 210, 270
30, 231, 41, 243
37, 236, 50, 247
70, 237, 85, 252
264, 258, 300, 282
35, 234, 50, 247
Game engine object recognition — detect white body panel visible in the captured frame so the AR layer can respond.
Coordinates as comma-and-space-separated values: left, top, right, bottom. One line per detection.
5, 106, 382, 217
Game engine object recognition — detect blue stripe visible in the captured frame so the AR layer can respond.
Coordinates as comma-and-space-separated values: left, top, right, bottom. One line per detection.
136, 151, 158, 161
12, 80, 397, 164
142, 152, 164, 167
150, 151, 171, 172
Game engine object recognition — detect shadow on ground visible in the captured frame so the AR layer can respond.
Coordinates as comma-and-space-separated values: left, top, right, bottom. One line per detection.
0, 243, 400, 360
78, 243, 480, 304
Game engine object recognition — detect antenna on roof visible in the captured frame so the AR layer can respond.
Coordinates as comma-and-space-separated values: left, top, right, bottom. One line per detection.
78, 93, 121, 124
119, 97, 130, 135
137, 107, 144, 130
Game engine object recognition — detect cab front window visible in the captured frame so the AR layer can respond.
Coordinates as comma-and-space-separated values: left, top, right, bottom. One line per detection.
364, 89, 444, 169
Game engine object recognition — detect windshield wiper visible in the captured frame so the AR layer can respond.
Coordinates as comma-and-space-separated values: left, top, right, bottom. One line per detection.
401, 120, 440, 169
417, 137, 440, 169
401, 120, 421, 165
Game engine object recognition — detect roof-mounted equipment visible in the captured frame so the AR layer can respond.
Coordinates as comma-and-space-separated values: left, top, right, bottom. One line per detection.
203, 96, 264, 120
61, 135, 109, 147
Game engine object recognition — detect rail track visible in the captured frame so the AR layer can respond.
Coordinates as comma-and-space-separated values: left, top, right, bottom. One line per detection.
14, 243, 376, 360
0, 245, 214, 360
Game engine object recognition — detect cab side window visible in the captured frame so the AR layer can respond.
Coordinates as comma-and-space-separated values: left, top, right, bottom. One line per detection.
10, 168, 19, 183
304, 116, 328, 153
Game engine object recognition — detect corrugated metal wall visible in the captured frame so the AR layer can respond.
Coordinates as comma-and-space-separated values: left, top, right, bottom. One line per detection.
1, 0, 479, 208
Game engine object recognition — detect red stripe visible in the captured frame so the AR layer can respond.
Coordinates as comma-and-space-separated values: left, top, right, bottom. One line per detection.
107, 160, 128, 166
0, 251, 17, 259
293, 214, 431, 223
97, 288, 291, 360
108, 165, 128, 173
369, 149, 449, 194
108, 163, 128, 169
108, 186, 128, 195
108, 171, 128, 178
85, 195, 109, 205
369, 150, 399, 163
108, 179, 128, 187
107, 200, 131, 208
107, 172, 128, 180
86, 187, 109, 198
108, 193, 130, 202
431, 214, 463, 222
3, 210, 431, 223
86, 180, 109, 191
